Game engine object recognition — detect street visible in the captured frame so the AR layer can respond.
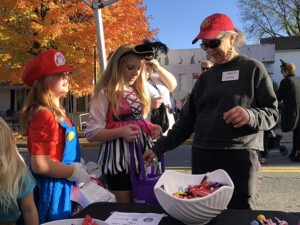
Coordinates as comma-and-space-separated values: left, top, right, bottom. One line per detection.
19, 141, 300, 212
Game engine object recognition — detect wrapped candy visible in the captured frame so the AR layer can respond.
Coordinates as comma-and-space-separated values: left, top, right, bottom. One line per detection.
257, 214, 266, 224
251, 220, 260, 225
173, 180, 225, 199
264, 219, 276, 225
275, 217, 289, 225
256, 214, 276, 225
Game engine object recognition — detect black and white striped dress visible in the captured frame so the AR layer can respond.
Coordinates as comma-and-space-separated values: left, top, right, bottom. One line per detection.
97, 89, 154, 175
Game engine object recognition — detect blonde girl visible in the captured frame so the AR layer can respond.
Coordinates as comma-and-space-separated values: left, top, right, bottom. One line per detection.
0, 117, 38, 225
86, 44, 161, 203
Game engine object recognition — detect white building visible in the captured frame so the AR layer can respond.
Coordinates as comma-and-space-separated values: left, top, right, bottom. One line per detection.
261, 36, 300, 84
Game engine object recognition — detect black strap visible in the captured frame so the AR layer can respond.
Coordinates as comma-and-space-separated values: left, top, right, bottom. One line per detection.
113, 113, 143, 121
148, 78, 162, 96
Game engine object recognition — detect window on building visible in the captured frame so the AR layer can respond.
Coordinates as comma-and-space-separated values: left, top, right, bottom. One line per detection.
63, 94, 73, 114
15, 89, 28, 111
165, 56, 169, 65
191, 55, 195, 64
76, 96, 86, 112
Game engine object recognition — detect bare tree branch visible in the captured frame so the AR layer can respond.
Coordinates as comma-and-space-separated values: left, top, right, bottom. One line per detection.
237, 0, 300, 43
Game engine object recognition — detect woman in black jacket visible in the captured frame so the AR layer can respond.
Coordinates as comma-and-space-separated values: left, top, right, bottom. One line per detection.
277, 60, 300, 162
143, 13, 279, 209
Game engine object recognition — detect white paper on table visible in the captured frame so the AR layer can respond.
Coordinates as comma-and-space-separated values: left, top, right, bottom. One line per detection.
105, 211, 165, 225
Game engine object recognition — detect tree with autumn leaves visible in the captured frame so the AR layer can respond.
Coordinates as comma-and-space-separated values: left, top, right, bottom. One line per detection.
0, 0, 157, 96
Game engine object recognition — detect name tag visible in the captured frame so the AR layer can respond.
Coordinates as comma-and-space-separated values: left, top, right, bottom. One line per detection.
222, 70, 239, 81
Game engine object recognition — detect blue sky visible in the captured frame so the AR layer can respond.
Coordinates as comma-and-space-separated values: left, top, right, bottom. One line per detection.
143, 0, 246, 50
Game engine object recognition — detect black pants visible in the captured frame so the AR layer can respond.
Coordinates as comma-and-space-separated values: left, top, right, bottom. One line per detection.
105, 172, 132, 191
293, 126, 300, 150
191, 148, 261, 210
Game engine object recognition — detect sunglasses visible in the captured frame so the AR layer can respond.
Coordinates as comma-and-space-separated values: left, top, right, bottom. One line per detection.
201, 67, 210, 71
200, 35, 227, 51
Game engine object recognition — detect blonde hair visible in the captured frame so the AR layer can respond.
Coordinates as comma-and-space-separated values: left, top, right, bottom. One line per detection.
222, 29, 245, 53
285, 63, 296, 74
0, 117, 31, 211
20, 76, 66, 134
94, 44, 150, 117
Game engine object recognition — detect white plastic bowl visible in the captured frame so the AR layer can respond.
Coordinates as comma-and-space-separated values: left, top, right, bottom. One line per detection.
154, 169, 234, 225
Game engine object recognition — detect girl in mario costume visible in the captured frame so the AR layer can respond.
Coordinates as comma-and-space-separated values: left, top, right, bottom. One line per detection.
20, 49, 91, 223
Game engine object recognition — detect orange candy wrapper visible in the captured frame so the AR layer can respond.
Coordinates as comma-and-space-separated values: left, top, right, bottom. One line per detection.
82, 215, 99, 225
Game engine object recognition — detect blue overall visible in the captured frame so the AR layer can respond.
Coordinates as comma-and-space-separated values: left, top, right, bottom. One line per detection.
32, 118, 81, 223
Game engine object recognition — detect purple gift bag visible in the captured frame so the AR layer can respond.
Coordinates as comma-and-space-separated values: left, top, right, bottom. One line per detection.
129, 141, 165, 206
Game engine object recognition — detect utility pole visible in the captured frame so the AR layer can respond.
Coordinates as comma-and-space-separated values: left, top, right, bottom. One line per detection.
82, 0, 119, 74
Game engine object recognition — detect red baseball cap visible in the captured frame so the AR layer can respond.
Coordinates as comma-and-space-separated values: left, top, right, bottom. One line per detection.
192, 13, 234, 44
22, 49, 75, 87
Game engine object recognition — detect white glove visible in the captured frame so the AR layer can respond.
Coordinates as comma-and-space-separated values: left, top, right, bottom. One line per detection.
86, 161, 102, 178
68, 162, 91, 187
80, 157, 86, 168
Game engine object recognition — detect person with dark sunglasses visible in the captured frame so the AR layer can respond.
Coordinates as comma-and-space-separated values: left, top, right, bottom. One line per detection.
200, 60, 213, 73
143, 13, 279, 210
199, 34, 227, 51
